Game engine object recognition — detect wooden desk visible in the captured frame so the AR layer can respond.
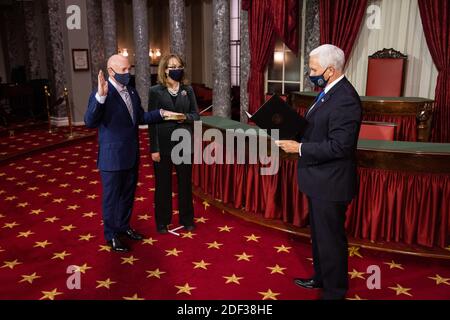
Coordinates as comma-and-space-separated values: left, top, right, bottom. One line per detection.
289, 92, 434, 142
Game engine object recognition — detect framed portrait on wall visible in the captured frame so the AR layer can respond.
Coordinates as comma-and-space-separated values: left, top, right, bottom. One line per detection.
72, 49, 89, 71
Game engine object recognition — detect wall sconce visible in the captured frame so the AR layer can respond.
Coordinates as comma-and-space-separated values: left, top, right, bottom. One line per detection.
149, 48, 162, 62
120, 48, 129, 57
274, 51, 283, 63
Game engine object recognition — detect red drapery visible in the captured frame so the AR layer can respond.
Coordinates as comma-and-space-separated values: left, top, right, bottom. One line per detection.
418, 0, 450, 142
243, 0, 299, 113
193, 160, 450, 249
319, 0, 368, 62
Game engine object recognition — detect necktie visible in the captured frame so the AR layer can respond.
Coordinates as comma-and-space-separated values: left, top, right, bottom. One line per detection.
121, 88, 134, 123
306, 91, 325, 116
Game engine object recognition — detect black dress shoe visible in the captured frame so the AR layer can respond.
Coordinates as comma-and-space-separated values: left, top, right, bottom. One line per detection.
156, 225, 168, 234
123, 228, 144, 241
294, 278, 323, 289
107, 237, 129, 253
183, 224, 196, 231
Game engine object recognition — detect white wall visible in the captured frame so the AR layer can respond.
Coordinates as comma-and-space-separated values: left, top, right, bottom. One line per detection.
345, 0, 438, 98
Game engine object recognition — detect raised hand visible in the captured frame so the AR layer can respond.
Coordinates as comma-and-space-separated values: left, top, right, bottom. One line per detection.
98, 70, 108, 97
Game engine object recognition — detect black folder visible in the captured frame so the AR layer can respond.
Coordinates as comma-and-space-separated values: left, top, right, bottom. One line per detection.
246, 94, 308, 140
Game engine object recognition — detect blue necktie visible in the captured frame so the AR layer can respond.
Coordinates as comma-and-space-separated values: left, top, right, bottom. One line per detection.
306, 91, 325, 116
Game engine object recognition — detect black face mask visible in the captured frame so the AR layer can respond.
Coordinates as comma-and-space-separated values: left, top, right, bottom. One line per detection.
168, 68, 184, 82
309, 67, 330, 88
111, 68, 130, 86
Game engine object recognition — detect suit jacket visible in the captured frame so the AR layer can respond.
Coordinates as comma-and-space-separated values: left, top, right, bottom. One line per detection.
84, 81, 163, 171
148, 84, 200, 155
298, 77, 362, 202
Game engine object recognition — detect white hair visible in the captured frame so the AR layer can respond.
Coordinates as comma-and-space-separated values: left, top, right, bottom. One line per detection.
309, 44, 345, 72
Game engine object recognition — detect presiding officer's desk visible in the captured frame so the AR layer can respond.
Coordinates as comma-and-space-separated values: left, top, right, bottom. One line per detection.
290, 92, 434, 142
193, 116, 450, 251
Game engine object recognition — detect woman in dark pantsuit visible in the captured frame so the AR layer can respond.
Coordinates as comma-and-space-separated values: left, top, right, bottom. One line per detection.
148, 54, 200, 233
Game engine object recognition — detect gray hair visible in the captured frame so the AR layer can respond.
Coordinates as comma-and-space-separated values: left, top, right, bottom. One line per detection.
309, 44, 345, 72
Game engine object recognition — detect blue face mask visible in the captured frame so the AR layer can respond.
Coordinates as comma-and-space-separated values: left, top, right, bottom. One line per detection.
168, 68, 184, 82
111, 68, 130, 86
309, 67, 330, 88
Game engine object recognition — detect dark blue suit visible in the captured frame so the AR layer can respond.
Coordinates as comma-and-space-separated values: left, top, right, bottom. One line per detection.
84, 81, 163, 241
298, 77, 362, 299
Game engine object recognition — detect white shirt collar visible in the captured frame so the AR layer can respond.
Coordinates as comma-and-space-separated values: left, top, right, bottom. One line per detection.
324, 74, 345, 94
108, 77, 126, 92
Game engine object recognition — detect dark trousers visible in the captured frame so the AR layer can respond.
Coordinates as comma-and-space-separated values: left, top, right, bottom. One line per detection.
153, 154, 194, 227
308, 197, 349, 300
100, 166, 138, 241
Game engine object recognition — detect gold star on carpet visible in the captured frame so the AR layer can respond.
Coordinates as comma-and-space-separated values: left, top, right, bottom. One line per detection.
98, 245, 111, 252
72, 189, 83, 193
245, 234, 261, 242
267, 264, 286, 275
135, 196, 146, 202
223, 274, 243, 284
142, 237, 158, 245
79, 233, 95, 241
89, 180, 99, 185
195, 217, 208, 223
235, 252, 253, 261
34, 240, 52, 248
96, 278, 116, 289
218, 225, 233, 232
17, 230, 34, 238
165, 248, 183, 256
206, 241, 223, 249
59, 183, 70, 188
74, 263, 92, 274
148, 187, 155, 192
202, 200, 210, 210
36, 174, 46, 178
348, 269, 366, 279
40, 288, 63, 300
64, 172, 73, 176
19, 272, 41, 284
45, 216, 59, 223
175, 283, 196, 295
121, 255, 139, 265
348, 246, 363, 258
82, 211, 97, 218
16, 202, 29, 208
146, 268, 166, 279
47, 179, 56, 183
76, 176, 86, 180
52, 198, 65, 203
384, 260, 404, 270
5, 196, 17, 201
52, 251, 71, 260
274, 244, 291, 253
388, 284, 412, 297
25, 170, 35, 174
123, 293, 144, 300
61, 224, 76, 231
39, 192, 51, 197
258, 289, 280, 300
6, 177, 17, 181
193, 260, 211, 270
428, 274, 450, 286
1, 259, 22, 269
347, 294, 366, 300
29, 209, 44, 216
67, 205, 80, 210
86, 194, 98, 199
3, 221, 19, 229
27, 187, 38, 191
138, 214, 151, 220
181, 231, 196, 239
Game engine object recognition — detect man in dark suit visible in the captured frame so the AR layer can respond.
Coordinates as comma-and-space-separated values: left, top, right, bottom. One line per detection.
276, 44, 362, 299
84, 54, 181, 252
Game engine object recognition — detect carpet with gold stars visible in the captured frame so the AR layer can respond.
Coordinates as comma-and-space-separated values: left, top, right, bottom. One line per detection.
0, 130, 449, 300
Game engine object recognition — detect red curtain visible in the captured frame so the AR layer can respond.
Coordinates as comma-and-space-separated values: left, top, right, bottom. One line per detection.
243, 0, 299, 114
319, 0, 368, 62
246, 0, 276, 114
418, 0, 450, 142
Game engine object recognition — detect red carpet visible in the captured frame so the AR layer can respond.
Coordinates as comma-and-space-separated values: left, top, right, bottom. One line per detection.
0, 130, 449, 300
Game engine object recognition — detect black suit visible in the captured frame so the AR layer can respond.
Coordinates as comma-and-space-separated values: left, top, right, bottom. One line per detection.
298, 77, 362, 299
148, 84, 200, 227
